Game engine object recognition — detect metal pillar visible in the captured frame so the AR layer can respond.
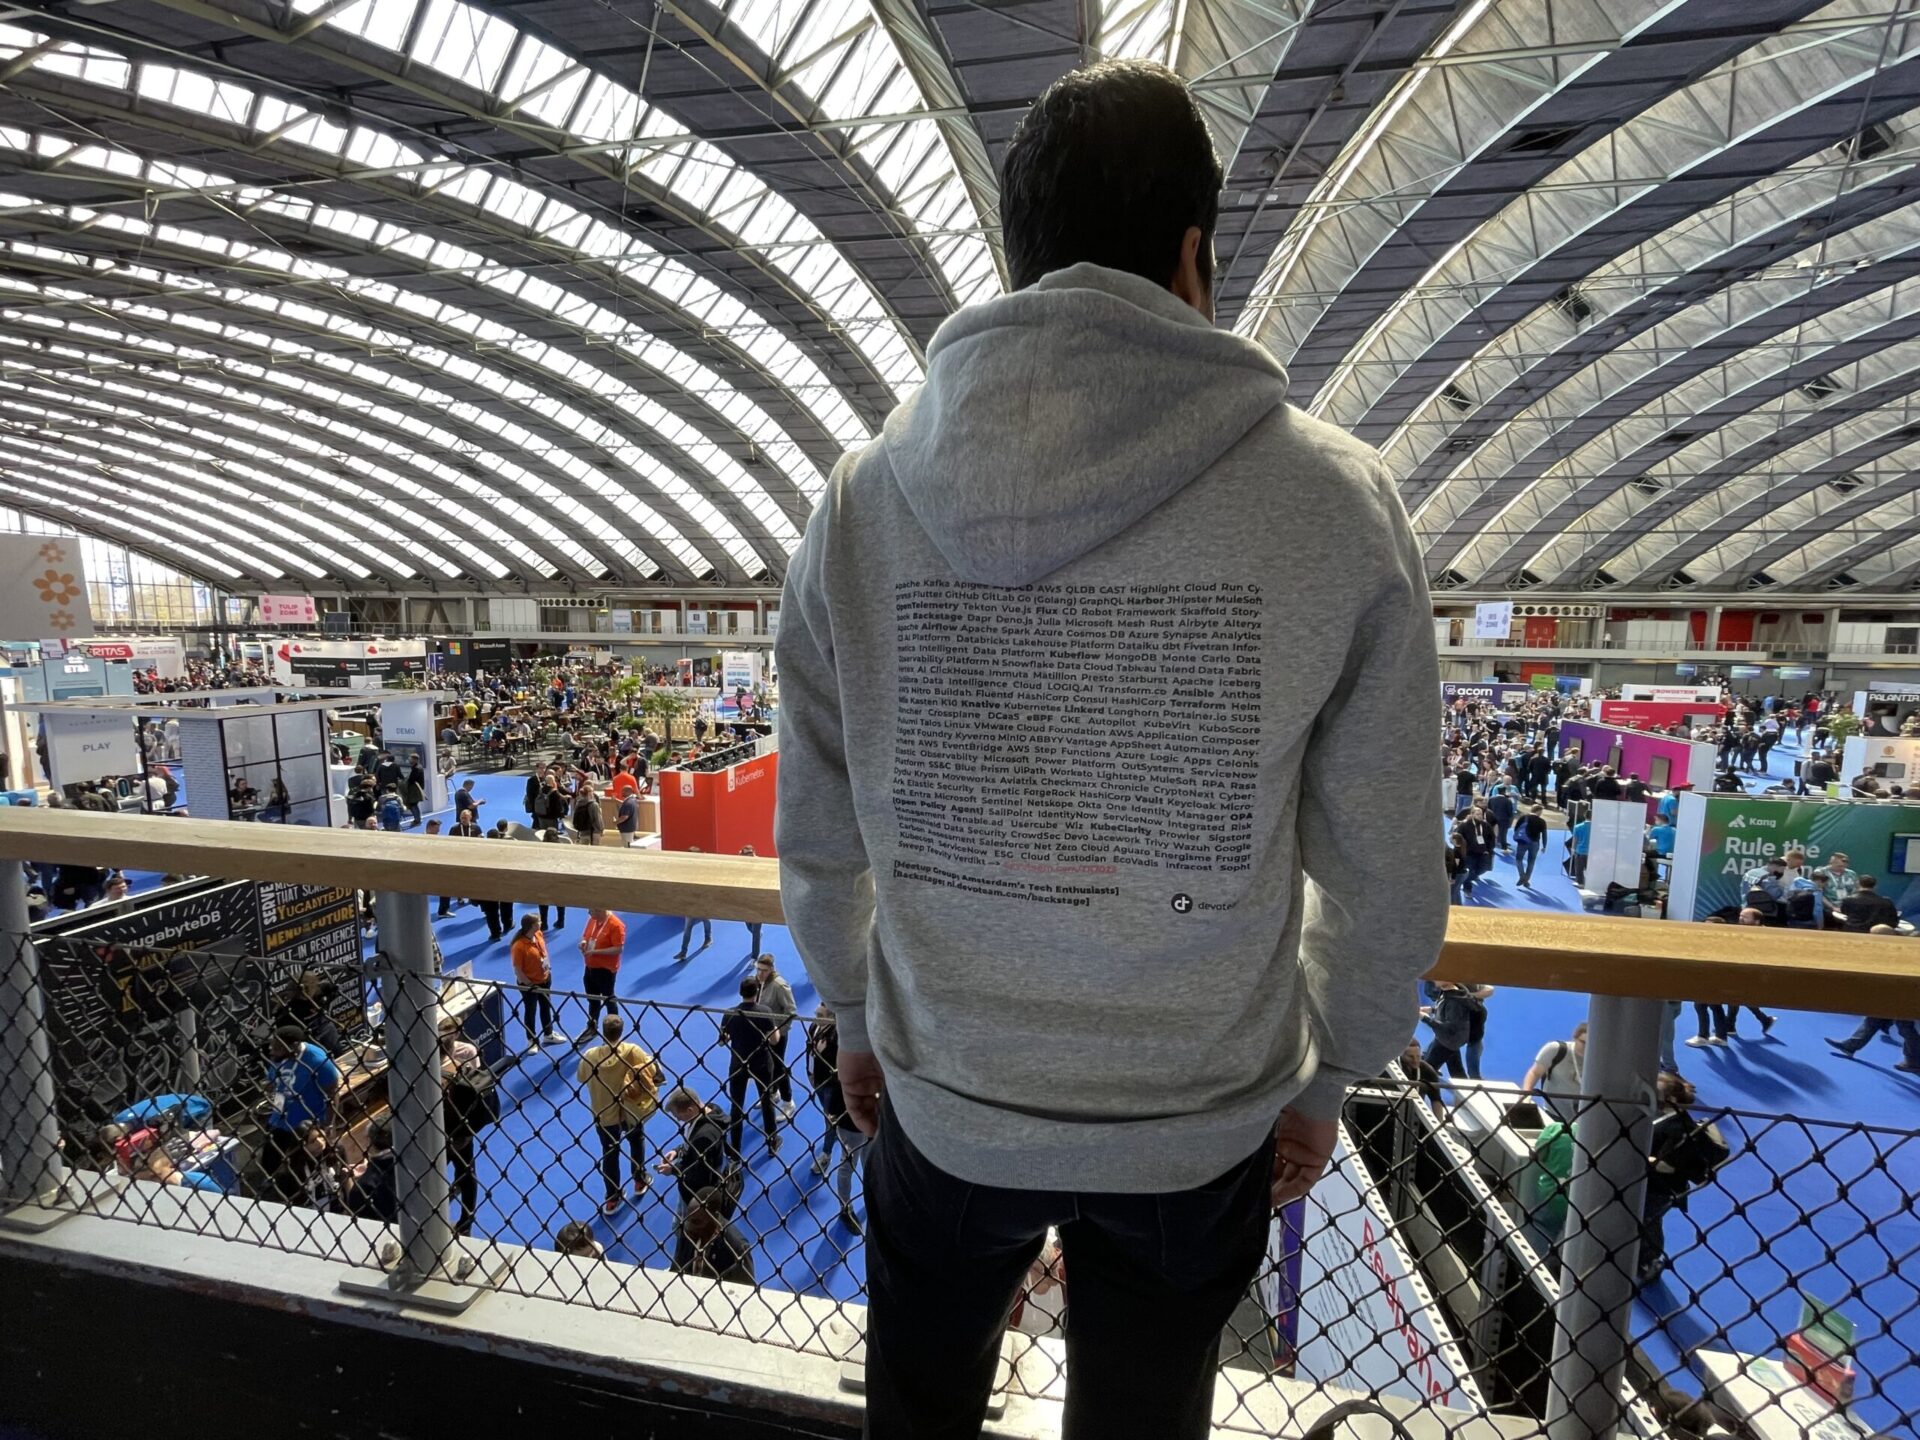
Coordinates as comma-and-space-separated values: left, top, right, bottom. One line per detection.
1544, 993, 1664, 1440
0, 861, 73, 1227
339, 890, 494, 1312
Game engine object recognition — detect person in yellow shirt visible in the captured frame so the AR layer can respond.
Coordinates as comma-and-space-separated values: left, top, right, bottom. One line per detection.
576, 1014, 663, 1216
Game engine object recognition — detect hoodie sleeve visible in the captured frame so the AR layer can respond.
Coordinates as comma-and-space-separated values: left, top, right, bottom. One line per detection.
773, 481, 878, 1054
1290, 464, 1448, 1120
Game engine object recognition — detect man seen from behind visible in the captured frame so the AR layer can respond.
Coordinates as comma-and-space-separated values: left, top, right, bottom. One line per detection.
775, 59, 1446, 1439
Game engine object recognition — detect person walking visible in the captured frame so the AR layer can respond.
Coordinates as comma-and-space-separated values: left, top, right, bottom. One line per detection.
510, 914, 562, 1047
442, 806, 484, 919
720, 978, 781, 1156
1451, 804, 1495, 893
737, 845, 764, 959
1638, 1073, 1729, 1287
576, 1014, 663, 1216
1521, 1022, 1587, 1125
675, 846, 713, 960
574, 905, 626, 1043
1486, 785, 1516, 855
751, 952, 799, 1119
658, 1087, 742, 1218
1512, 805, 1548, 888
773, 59, 1444, 1439
402, 754, 427, 827
810, 1007, 870, 1234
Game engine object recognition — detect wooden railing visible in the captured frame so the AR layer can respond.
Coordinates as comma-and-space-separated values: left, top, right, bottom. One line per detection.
0, 811, 1912, 1019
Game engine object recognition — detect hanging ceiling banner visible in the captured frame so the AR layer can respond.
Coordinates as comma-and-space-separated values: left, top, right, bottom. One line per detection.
1472, 601, 1514, 640
0, 536, 93, 642
260, 594, 318, 625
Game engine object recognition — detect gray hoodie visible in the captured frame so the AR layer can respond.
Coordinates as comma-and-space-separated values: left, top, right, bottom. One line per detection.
775, 264, 1445, 1193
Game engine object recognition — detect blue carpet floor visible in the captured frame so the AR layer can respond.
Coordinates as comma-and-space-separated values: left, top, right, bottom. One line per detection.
418, 734, 1916, 1430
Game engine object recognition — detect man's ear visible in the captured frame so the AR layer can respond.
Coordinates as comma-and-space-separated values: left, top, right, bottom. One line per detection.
1170, 226, 1213, 321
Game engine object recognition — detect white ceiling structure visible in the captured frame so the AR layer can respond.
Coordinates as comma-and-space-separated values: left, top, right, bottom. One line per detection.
0, 0, 1916, 598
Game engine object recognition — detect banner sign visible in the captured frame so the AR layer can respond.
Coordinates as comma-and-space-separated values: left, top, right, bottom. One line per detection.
685, 608, 708, 636
1266, 1137, 1466, 1403
1472, 601, 1513, 640
0, 535, 93, 641
260, 594, 318, 625
80, 636, 185, 679
38, 877, 366, 1124
1669, 794, 1920, 923
1859, 682, 1920, 737
1621, 684, 1723, 703
1440, 681, 1534, 710
1598, 700, 1723, 732
610, 608, 633, 634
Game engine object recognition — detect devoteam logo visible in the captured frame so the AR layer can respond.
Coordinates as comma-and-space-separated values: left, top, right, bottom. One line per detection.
1170, 893, 1194, 914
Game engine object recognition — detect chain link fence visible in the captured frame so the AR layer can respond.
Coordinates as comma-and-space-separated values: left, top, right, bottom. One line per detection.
4, 924, 1916, 1439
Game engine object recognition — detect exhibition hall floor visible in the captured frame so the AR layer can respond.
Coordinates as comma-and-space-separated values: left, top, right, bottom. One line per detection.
415, 743, 1915, 1430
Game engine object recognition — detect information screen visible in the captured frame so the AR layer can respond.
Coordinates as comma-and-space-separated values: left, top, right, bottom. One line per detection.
1890, 836, 1920, 876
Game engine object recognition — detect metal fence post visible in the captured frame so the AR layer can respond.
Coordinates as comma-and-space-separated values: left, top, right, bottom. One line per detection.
338, 889, 492, 1312
0, 859, 72, 1226
1544, 992, 1664, 1440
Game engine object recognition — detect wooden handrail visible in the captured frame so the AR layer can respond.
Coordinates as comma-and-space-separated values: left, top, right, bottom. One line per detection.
0, 811, 1911, 1018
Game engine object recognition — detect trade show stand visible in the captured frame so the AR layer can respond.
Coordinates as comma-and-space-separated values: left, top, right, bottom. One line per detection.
1596, 699, 1725, 732
1557, 718, 1718, 801
1669, 791, 1920, 922
1852, 680, 1920, 738
658, 740, 778, 856
1840, 734, 1920, 788
11, 687, 445, 824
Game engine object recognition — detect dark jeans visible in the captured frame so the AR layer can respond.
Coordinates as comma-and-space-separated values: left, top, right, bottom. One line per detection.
862, 1100, 1273, 1440
1836, 1017, 1920, 1065
1425, 1042, 1466, 1079
481, 899, 513, 939
1638, 1185, 1680, 1281
1694, 1003, 1732, 1040
540, 904, 566, 931
1514, 841, 1539, 886
678, 917, 711, 956
727, 1054, 778, 1151
742, 921, 762, 960
519, 981, 554, 1038
770, 1026, 793, 1103
449, 1129, 477, 1228
582, 966, 617, 1033
595, 1121, 647, 1203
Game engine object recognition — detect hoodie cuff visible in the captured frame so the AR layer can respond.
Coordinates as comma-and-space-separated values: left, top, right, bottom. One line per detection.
1289, 1070, 1357, 1122
832, 1003, 872, 1056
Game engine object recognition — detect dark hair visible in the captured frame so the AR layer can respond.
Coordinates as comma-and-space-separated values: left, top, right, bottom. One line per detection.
1000, 59, 1222, 292
739, 978, 758, 1002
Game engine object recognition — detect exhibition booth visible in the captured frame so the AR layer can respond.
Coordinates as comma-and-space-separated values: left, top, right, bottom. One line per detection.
1556, 718, 1719, 804
269, 638, 429, 689
658, 739, 778, 856
1619, 683, 1725, 704
1596, 698, 1726, 732
13, 688, 446, 822
1851, 680, 1920, 737
1667, 792, 1920, 924
1839, 734, 1920, 790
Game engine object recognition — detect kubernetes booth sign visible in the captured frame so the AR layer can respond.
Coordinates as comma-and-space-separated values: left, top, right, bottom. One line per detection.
1440, 682, 1534, 710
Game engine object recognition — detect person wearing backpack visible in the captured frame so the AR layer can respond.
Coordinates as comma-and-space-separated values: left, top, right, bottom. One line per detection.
1638, 1073, 1729, 1287
439, 1024, 496, 1236
1419, 982, 1474, 1080
571, 781, 606, 846
1521, 1022, 1587, 1126
376, 785, 404, 833
576, 1014, 663, 1217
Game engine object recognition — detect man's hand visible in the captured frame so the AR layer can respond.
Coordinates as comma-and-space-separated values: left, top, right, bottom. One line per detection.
839, 1049, 885, 1138
1271, 1107, 1337, 1208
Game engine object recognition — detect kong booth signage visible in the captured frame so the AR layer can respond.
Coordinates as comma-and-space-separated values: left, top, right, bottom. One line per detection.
1668, 793, 1920, 924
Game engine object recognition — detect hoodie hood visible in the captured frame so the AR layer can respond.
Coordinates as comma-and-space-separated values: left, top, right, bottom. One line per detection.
882, 263, 1288, 587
